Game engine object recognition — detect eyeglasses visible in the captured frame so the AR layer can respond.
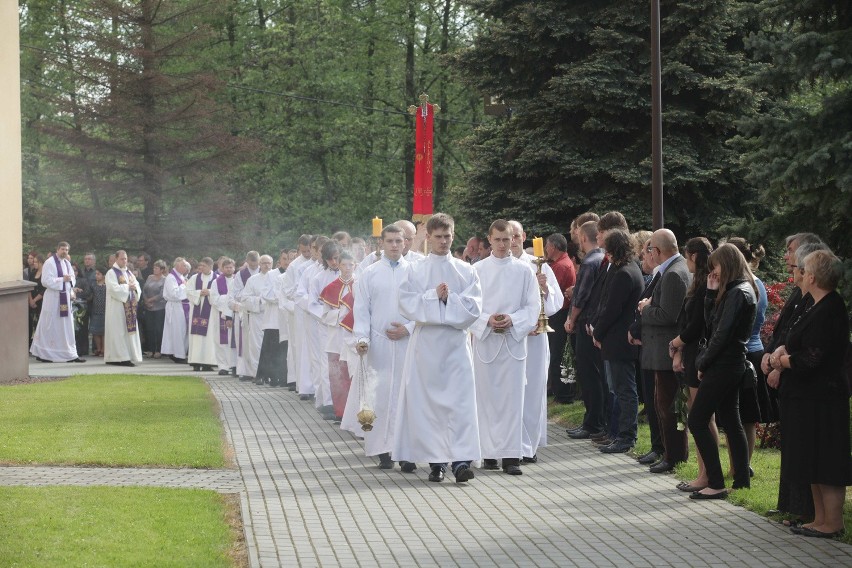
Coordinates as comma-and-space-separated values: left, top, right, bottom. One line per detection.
798, 267, 806, 275
646, 246, 659, 253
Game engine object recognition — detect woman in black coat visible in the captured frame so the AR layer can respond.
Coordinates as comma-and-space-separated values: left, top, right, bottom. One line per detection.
768, 249, 850, 538
687, 244, 757, 499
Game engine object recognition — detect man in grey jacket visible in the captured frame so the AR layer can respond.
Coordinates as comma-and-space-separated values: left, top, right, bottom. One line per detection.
639, 229, 691, 473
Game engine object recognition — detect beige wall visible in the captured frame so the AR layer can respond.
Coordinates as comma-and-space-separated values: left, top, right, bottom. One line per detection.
1, 1, 22, 282
0, 2, 33, 381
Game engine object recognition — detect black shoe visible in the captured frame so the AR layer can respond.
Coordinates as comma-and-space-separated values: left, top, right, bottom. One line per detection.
592, 436, 614, 446
522, 455, 538, 464
568, 428, 597, 439
428, 466, 445, 482
254, 377, 264, 385
35, 356, 53, 363
601, 441, 633, 454
400, 461, 417, 473
454, 465, 474, 483
482, 459, 500, 470
68, 358, 86, 363
378, 453, 394, 469
299, 394, 312, 401
637, 451, 661, 465
239, 375, 253, 381
217, 369, 230, 376
502, 465, 523, 476
689, 490, 728, 500
230, 367, 237, 377
192, 365, 201, 372
649, 460, 675, 474
287, 383, 297, 391
107, 360, 135, 367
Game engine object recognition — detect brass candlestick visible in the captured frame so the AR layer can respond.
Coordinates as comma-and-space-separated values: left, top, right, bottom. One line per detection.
533, 257, 554, 333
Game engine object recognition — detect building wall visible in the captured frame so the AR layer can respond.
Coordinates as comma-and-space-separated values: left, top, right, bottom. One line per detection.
0, 3, 33, 381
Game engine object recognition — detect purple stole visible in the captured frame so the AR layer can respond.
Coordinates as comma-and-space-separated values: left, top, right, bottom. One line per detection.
170, 269, 190, 326
190, 274, 214, 336
53, 255, 70, 318
215, 274, 232, 345
112, 267, 138, 333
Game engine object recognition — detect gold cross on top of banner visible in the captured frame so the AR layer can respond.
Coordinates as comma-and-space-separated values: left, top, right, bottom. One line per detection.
408, 93, 440, 117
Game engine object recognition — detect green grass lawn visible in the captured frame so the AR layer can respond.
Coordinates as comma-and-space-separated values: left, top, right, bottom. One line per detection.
548, 398, 852, 545
0, 375, 226, 468
0, 486, 241, 568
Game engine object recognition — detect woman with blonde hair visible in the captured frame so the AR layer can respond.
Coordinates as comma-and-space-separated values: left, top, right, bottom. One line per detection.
686, 244, 757, 499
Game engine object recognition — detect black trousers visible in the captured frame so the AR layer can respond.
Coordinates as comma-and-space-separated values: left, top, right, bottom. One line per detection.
687, 365, 750, 490
575, 329, 606, 433
548, 308, 572, 402
256, 329, 286, 383
640, 366, 664, 455
655, 370, 688, 464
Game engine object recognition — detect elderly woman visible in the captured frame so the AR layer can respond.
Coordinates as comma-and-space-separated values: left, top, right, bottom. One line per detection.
143, 259, 168, 358
687, 244, 757, 499
768, 249, 850, 538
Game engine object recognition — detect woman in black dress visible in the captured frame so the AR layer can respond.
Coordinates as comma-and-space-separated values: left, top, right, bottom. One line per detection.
768, 249, 850, 538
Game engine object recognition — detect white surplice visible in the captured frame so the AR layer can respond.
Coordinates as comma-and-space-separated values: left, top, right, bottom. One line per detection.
342, 256, 414, 456
282, 255, 311, 387
186, 272, 217, 366
30, 255, 78, 362
293, 261, 322, 394
518, 251, 564, 457
358, 249, 424, 273
209, 273, 236, 372
231, 266, 259, 377
470, 255, 540, 459
104, 264, 142, 363
392, 253, 483, 464
307, 267, 339, 407
161, 271, 188, 358
238, 270, 273, 378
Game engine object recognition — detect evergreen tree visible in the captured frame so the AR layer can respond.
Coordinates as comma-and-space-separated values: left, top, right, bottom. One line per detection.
450, 0, 759, 238
735, 0, 851, 258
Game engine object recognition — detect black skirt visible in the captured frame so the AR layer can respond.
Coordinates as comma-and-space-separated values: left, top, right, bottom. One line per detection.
781, 396, 852, 487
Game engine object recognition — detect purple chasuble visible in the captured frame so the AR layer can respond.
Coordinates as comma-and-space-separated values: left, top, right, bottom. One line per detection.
190, 273, 214, 336
53, 255, 70, 317
112, 267, 138, 332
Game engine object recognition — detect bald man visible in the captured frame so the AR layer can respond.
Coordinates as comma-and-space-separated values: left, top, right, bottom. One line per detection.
358, 219, 425, 270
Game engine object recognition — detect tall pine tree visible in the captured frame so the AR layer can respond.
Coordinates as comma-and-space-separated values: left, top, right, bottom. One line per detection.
450, 0, 759, 238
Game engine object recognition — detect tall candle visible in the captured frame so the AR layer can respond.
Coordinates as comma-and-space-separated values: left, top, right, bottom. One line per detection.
533, 237, 544, 257
372, 217, 383, 237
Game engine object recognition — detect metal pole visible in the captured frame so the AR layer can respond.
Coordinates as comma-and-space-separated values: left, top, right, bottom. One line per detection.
650, 0, 664, 230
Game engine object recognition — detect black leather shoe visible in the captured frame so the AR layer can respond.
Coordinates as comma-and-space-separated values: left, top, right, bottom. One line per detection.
566, 426, 585, 435
454, 465, 474, 483
218, 369, 230, 376
503, 464, 523, 475
378, 453, 394, 470
299, 394, 312, 401
568, 429, 598, 439
287, 383, 297, 391
483, 459, 500, 470
68, 358, 86, 363
601, 441, 633, 454
399, 461, 417, 473
522, 455, 538, 464
649, 460, 675, 474
107, 360, 135, 367
35, 357, 53, 363
637, 451, 661, 465
254, 377, 264, 385
689, 490, 728, 500
428, 466, 445, 482
239, 375, 253, 381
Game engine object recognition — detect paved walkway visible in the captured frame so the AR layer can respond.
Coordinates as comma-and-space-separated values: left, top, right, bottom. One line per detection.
11, 359, 852, 567
0, 465, 241, 492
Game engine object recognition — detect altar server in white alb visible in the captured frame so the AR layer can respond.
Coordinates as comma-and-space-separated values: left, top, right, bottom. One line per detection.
209, 257, 237, 376
281, 235, 313, 389
471, 219, 541, 476
347, 224, 415, 471
104, 250, 142, 366
307, 241, 342, 419
509, 220, 564, 463
161, 257, 190, 363
31, 241, 85, 363
186, 257, 218, 372
293, 236, 327, 397
393, 213, 483, 484
237, 255, 275, 383
231, 251, 260, 380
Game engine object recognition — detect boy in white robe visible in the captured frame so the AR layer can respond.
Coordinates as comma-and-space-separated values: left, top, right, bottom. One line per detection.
471, 220, 541, 475
393, 213, 483, 484
348, 225, 415, 470
104, 250, 142, 366
509, 220, 564, 463
209, 258, 237, 375
230, 251, 260, 380
321, 252, 356, 419
186, 257, 218, 372
280, 235, 313, 390
307, 241, 341, 419
237, 255, 274, 382
293, 237, 327, 398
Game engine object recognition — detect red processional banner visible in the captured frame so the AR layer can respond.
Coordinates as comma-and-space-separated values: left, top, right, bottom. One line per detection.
413, 102, 434, 218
